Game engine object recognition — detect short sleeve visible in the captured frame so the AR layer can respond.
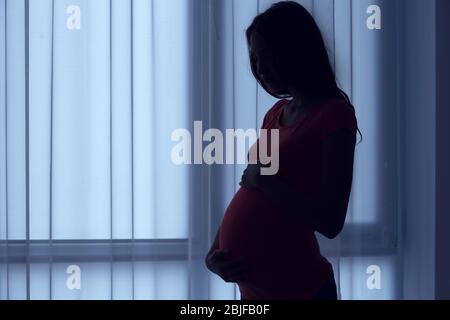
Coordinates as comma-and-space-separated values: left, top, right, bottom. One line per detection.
261, 112, 270, 129
320, 102, 358, 141
261, 99, 286, 129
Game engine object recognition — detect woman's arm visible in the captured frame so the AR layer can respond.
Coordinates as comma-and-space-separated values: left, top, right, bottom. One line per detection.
242, 129, 356, 239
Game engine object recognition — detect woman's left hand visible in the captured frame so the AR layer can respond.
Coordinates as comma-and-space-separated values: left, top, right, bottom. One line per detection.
240, 162, 269, 190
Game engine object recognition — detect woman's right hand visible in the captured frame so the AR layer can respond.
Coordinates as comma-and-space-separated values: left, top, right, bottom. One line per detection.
205, 249, 250, 283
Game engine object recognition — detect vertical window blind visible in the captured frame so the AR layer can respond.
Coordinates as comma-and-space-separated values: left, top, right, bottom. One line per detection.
0, 0, 402, 299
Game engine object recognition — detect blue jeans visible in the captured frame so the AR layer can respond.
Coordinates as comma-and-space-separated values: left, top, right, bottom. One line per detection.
312, 273, 338, 300
240, 273, 338, 301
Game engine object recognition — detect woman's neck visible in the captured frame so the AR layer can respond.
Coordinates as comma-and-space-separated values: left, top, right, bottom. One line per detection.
287, 94, 320, 113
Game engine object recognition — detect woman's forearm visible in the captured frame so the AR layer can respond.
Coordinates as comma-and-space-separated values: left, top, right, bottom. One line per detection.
257, 175, 327, 234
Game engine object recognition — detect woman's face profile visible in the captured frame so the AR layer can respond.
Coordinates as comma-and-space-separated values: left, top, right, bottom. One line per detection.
249, 32, 287, 95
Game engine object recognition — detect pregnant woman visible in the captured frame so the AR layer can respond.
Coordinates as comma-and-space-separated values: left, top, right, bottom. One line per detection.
205, 1, 361, 300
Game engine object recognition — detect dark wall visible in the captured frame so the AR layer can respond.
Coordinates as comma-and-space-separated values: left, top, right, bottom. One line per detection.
435, 0, 450, 300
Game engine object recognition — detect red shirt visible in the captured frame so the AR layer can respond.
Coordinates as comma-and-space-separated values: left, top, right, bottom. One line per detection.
219, 98, 358, 299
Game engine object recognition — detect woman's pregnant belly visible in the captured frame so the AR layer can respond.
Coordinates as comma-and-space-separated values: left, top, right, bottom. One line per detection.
219, 187, 288, 261
219, 186, 313, 257
219, 186, 330, 299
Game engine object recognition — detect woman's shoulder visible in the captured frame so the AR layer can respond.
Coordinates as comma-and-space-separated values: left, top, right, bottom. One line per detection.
260, 99, 289, 129
315, 98, 356, 122
263, 99, 289, 124
318, 98, 358, 138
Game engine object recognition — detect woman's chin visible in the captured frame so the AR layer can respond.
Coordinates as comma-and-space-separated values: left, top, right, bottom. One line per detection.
264, 82, 276, 90
261, 79, 285, 95
268, 86, 285, 95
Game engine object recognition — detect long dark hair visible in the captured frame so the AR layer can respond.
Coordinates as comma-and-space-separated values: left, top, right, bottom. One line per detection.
246, 1, 362, 143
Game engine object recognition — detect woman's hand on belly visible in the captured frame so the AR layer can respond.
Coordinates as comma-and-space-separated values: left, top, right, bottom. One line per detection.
205, 249, 250, 283
240, 163, 268, 190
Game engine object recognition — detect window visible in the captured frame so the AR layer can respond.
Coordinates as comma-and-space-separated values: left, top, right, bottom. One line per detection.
1, 0, 402, 300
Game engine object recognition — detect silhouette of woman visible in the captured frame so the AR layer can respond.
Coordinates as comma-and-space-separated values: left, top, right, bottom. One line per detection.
205, 1, 362, 300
